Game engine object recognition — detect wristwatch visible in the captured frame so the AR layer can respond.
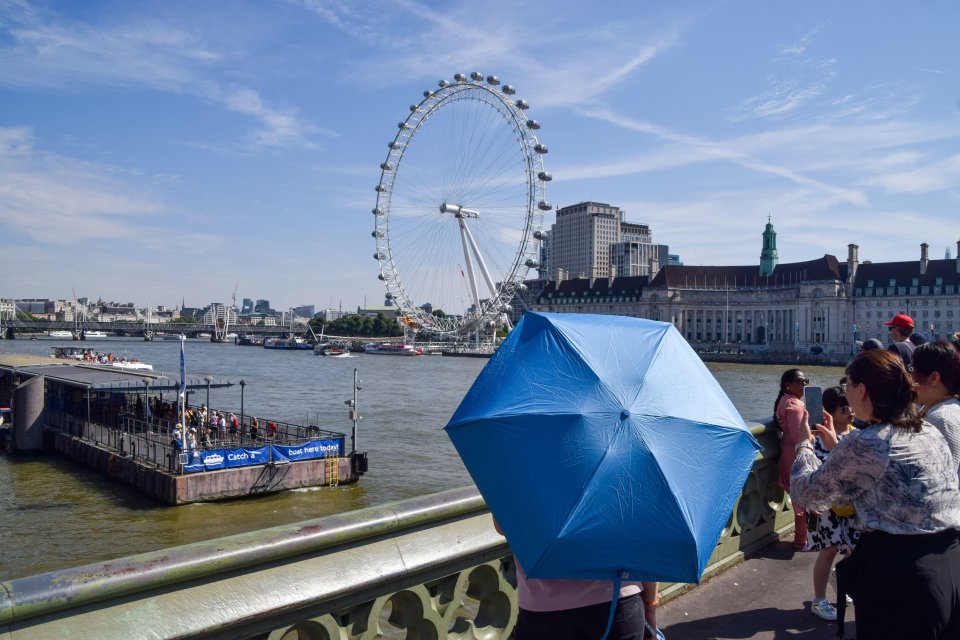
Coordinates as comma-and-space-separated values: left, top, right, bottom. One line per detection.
794, 441, 814, 453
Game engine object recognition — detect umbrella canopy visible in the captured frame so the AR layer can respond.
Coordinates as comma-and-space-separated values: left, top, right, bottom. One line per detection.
445, 312, 761, 584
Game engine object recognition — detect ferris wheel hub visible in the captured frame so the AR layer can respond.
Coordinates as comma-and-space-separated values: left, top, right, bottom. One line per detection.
439, 202, 479, 219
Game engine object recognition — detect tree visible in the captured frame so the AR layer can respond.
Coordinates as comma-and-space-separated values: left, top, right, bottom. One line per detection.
432, 309, 446, 318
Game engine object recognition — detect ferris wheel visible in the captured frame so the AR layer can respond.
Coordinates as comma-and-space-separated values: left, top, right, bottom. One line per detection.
373, 72, 551, 338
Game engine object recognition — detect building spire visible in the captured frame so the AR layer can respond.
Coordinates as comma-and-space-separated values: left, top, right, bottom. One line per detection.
760, 217, 779, 277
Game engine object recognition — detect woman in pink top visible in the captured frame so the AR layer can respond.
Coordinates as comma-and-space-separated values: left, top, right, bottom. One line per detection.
495, 520, 660, 639
775, 369, 810, 549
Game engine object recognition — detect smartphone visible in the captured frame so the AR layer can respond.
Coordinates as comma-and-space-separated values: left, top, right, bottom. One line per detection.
804, 386, 824, 427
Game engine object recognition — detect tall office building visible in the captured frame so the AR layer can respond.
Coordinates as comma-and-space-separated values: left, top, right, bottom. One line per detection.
241, 298, 254, 314
548, 202, 670, 279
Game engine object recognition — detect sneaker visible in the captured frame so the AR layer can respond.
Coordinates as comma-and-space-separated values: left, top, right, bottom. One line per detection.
811, 598, 838, 621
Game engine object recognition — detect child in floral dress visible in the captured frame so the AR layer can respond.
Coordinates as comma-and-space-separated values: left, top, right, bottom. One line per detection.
805, 386, 861, 621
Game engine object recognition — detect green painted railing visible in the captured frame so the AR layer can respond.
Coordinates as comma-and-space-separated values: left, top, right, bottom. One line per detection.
0, 420, 792, 639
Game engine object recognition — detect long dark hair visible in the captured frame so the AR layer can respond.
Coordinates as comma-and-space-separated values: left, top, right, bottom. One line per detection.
845, 350, 922, 430
773, 368, 804, 429
912, 340, 960, 397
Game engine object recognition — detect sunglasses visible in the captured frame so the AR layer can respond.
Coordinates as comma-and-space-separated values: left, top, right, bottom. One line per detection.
793, 378, 810, 386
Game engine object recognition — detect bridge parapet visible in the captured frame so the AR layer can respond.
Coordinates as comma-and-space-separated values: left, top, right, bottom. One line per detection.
0, 420, 792, 639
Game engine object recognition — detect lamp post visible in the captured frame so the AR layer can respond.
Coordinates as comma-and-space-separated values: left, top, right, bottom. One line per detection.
239, 379, 246, 437
203, 375, 213, 411
141, 377, 151, 426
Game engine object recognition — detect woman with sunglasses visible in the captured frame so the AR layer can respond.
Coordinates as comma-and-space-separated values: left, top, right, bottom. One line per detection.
774, 368, 811, 550
791, 350, 960, 639
912, 340, 960, 480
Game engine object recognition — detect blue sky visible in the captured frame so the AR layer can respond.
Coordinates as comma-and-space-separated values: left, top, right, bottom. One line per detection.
2, 0, 959, 313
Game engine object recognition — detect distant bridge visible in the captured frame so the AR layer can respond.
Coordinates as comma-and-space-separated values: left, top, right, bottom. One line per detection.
2, 320, 405, 343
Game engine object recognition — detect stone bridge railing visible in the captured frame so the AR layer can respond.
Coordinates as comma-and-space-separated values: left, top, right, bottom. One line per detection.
0, 421, 792, 639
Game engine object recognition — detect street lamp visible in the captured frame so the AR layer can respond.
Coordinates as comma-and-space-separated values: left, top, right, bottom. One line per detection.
203, 375, 213, 411
239, 379, 246, 438
141, 377, 151, 426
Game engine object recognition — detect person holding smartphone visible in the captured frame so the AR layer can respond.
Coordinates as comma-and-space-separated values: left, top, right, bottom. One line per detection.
790, 350, 960, 639
803, 386, 861, 621
774, 369, 811, 550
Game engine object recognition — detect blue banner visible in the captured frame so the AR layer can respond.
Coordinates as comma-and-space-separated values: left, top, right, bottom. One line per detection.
224, 445, 270, 468
182, 440, 340, 473
182, 446, 271, 473
271, 438, 341, 463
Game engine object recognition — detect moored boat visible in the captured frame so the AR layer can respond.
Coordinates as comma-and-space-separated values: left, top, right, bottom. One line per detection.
51, 346, 153, 370
48, 330, 74, 339
82, 330, 109, 339
263, 337, 312, 350
363, 343, 423, 356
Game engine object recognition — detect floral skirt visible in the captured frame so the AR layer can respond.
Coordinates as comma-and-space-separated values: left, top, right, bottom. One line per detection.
806, 509, 860, 554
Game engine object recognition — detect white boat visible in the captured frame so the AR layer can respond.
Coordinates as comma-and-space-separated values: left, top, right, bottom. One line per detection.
51, 346, 152, 370
364, 343, 423, 356
197, 332, 212, 339
48, 330, 74, 339
160, 333, 184, 341
83, 331, 109, 339
110, 361, 154, 371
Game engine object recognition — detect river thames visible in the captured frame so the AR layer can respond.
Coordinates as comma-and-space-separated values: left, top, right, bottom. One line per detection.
0, 336, 845, 580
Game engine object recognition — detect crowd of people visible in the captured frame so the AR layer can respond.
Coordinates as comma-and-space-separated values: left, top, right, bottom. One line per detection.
774, 312, 960, 638
169, 404, 279, 454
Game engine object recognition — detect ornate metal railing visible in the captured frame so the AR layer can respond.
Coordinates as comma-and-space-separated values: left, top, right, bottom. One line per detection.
0, 420, 792, 639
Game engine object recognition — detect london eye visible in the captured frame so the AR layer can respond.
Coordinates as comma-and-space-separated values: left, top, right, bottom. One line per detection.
372, 72, 551, 339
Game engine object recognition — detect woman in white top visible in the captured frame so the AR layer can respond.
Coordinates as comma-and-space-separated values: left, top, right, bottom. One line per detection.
791, 349, 960, 639
912, 340, 960, 480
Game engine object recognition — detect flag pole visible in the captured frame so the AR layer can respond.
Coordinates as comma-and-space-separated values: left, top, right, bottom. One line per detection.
179, 334, 187, 463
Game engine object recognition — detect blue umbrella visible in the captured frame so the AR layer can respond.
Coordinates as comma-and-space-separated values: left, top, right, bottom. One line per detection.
445, 312, 761, 584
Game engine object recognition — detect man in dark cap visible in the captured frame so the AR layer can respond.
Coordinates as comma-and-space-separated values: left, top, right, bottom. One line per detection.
861, 338, 884, 351
885, 313, 916, 367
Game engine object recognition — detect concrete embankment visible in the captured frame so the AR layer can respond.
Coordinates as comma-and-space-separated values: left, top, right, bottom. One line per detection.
51, 431, 352, 505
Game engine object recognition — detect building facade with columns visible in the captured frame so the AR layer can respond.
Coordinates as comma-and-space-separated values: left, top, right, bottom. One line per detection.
531, 222, 960, 357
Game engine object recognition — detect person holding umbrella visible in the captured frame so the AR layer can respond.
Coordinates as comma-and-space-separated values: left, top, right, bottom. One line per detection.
773, 368, 811, 550
494, 519, 661, 639
790, 349, 960, 639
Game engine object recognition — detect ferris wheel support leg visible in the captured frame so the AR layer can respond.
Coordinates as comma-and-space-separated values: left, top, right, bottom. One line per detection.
460, 218, 498, 300
458, 219, 482, 315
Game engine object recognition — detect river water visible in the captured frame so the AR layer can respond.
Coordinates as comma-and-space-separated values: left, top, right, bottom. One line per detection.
0, 337, 845, 580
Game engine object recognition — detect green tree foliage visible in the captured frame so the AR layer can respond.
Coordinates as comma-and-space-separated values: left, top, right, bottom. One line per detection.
171, 316, 196, 324
309, 313, 403, 337
432, 309, 446, 318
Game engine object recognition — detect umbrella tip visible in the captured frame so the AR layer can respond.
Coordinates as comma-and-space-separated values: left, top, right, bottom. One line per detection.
620, 409, 630, 420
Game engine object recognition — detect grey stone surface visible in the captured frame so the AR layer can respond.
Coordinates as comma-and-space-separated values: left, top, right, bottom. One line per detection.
658, 540, 855, 639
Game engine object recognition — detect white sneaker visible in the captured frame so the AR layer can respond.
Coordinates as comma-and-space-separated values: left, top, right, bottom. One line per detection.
811, 598, 838, 621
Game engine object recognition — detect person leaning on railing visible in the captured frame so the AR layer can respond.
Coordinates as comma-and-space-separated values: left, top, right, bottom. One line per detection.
790, 349, 960, 639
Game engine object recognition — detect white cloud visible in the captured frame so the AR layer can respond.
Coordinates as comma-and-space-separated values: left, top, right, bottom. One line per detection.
296, 0, 681, 110
0, 127, 169, 244
570, 107, 870, 207
0, 5, 331, 149
861, 153, 960, 194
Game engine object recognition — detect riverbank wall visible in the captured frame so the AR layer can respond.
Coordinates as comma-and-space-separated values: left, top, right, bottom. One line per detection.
50, 431, 353, 505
